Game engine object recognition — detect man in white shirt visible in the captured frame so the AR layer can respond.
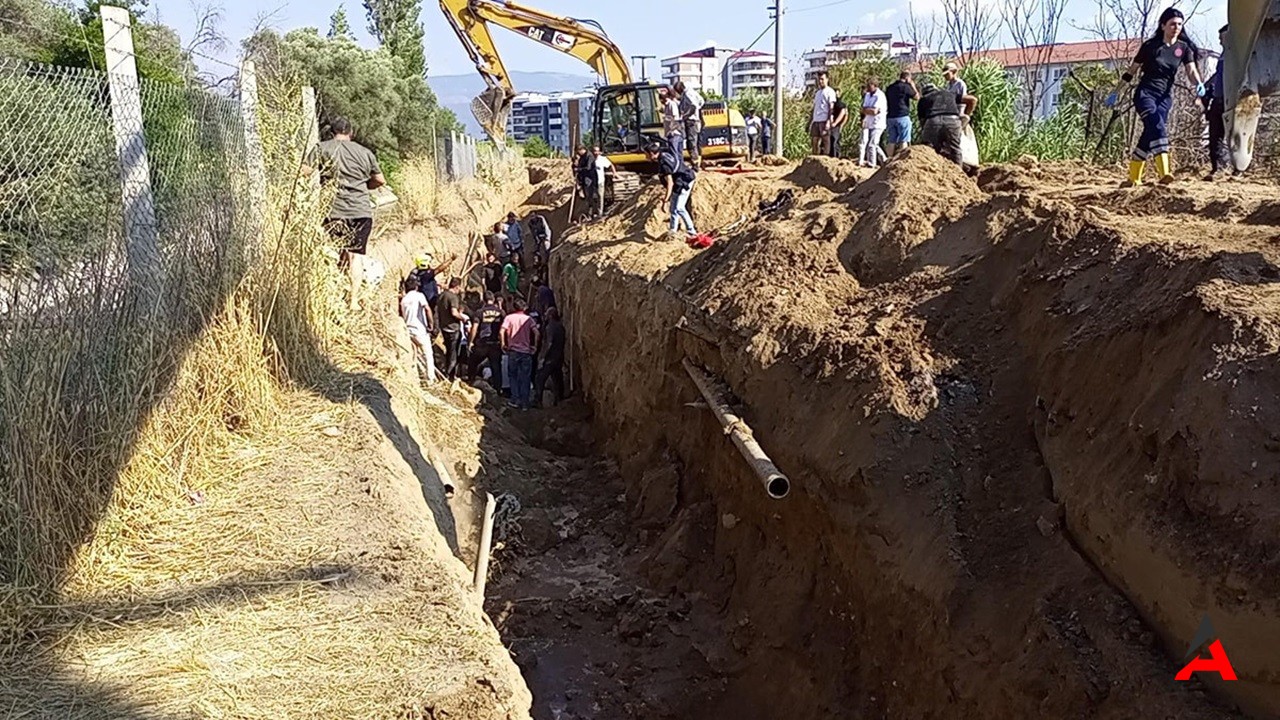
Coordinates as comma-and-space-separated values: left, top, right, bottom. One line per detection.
662, 87, 684, 156
744, 110, 761, 161
859, 77, 889, 168
675, 81, 705, 167
591, 145, 615, 216
399, 276, 436, 383
810, 71, 838, 155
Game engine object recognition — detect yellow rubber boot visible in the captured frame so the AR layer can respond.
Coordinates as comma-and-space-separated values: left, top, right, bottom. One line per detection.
1125, 160, 1145, 186
1154, 153, 1173, 183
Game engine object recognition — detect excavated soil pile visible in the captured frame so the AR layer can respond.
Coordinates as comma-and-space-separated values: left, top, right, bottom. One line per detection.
550, 147, 1280, 719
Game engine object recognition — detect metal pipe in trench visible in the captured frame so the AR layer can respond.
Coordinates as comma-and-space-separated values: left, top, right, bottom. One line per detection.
682, 358, 791, 500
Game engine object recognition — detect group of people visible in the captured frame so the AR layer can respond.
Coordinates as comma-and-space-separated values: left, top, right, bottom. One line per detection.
809, 65, 979, 170
574, 145, 617, 217
661, 80, 706, 168
398, 215, 568, 410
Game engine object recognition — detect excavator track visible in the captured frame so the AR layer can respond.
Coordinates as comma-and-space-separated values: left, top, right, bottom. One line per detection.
608, 171, 644, 206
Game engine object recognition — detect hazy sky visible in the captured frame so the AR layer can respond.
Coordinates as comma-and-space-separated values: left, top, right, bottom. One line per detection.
154, 0, 1229, 81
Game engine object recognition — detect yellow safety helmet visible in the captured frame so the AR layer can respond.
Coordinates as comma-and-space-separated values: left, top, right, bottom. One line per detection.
414, 253, 433, 270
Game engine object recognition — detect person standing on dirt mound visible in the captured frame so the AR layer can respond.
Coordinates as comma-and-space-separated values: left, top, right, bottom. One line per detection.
858, 78, 888, 168
810, 71, 838, 155
644, 141, 698, 240
501, 297, 540, 410
662, 87, 685, 157
884, 71, 919, 157
1203, 25, 1231, 180
1108, 6, 1205, 186
675, 81, 705, 169
916, 82, 965, 167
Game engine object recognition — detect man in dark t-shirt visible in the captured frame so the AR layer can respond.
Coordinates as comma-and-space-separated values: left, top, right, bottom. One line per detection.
436, 277, 467, 380
482, 252, 504, 295
917, 83, 964, 167
884, 72, 919, 156
534, 307, 567, 407
828, 94, 849, 158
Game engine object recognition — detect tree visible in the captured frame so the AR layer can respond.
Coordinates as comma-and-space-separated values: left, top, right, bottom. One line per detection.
0, 0, 79, 63
940, 0, 1000, 60
243, 27, 458, 168
522, 135, 552, 158
329, 6, 353, 39
363, 0, 427, 77
1001, 0, 1070, 122
899, 3, 941, 61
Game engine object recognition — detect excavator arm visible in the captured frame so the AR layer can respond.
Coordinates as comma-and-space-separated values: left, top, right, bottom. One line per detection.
1223, 0, 1278, 171
439, 0, 633, 141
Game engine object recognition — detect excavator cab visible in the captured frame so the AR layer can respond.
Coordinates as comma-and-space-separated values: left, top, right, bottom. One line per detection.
593, 83, 667, 168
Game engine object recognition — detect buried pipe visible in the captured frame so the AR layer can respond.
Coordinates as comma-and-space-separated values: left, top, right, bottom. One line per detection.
681, 358, 791, 500
473, 492, 497, 598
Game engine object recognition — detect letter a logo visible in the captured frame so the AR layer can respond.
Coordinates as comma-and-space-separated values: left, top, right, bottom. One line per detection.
1176, 615, 1238, 682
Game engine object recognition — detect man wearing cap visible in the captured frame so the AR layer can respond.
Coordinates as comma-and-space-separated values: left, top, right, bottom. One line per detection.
943, 62, 978, 116
917, 81, 965, 167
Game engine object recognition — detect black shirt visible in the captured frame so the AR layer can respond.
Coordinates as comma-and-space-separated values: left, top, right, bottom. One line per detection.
918, 88, 961, 120
885, 80, 916, 119
437, 290, 464, 333
542, 320, 567, 363
475, 303, 504, 343
831, 99, 848, 127
483, 261, 503, 294
659, 150, 695, 190
1134, 37, 1195, 97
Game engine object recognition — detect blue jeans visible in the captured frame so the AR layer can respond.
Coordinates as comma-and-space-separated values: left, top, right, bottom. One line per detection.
1133, 88, 1172, 160
667, 132, 684, 156
669, 185, 695, 234
886, 116, 912, 144
509, 351, 534, 408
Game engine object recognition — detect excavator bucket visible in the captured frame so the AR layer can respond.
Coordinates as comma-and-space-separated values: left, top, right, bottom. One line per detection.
1224, 0, 1276, 171
472, 86, 514, 144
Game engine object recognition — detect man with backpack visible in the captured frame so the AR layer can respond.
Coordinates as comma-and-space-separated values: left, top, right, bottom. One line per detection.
644, 141, 697, 240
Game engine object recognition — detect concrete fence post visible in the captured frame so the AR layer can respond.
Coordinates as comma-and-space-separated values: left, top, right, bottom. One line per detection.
101, 5, 161, 305
301, 86, 321, 190
239, 59, 267, 244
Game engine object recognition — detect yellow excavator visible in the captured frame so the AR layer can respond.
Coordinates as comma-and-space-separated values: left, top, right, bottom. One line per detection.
439, 0, 750, 179
1224, 0, 1277, 172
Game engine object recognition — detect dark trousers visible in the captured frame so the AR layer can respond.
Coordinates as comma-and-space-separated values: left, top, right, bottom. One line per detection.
828, 126, 843, 158
1133, 88, 1172, 160
921, 116, 964, 166
535, 356, 565, 406
469, 341, 502, 382
1206, 100, 1228, 173
441, 329, 462, 380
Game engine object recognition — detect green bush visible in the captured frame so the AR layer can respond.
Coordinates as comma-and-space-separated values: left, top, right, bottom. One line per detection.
522, 135, 552, 158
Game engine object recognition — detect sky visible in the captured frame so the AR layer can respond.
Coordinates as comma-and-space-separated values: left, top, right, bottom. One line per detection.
154, 0, 1229, 83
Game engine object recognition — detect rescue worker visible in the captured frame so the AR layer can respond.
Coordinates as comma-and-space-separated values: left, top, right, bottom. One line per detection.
1107, 6, 1205, 185
1203, 25, 1231, 180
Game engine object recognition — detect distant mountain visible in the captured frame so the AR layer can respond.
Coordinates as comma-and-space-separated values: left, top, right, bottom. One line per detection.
429, 71, 597, 137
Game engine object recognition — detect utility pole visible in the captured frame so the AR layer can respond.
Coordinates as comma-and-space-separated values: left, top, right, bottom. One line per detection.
631, 55, 656, 81
770, 1, 783, 153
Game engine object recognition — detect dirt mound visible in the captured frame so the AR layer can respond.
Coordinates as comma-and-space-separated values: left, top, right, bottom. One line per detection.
577, 171, 777, 243
551, 148, 1280, 718
840, 146, 984, 283
526, 159, 569, 185
783, 155, 868, 193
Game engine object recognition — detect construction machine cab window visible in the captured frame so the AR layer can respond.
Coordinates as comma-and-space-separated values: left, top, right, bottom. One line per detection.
598, 85, 662, 154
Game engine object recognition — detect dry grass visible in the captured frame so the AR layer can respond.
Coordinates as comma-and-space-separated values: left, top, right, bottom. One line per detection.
0, 73, 534, 718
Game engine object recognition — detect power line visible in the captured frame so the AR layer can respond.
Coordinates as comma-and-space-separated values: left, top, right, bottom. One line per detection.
789, 0, 857, 14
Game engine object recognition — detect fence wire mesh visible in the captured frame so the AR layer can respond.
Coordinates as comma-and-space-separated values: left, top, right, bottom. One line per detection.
0, 53, 259, 590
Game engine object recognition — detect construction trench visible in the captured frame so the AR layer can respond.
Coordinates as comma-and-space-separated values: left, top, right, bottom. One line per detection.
456, 153, 1280, 720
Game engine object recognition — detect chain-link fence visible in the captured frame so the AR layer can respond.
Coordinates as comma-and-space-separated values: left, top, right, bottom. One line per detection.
0, 41, 261, 590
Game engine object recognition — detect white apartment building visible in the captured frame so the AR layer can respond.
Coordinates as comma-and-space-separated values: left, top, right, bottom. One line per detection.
974, 39, 1138, 119
661, 46, 783, 98
802, 34, 918, 86
660, 46, 736, 94
504, 90, 595, 155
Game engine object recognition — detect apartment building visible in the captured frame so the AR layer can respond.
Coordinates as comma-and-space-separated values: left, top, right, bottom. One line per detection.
802, 34, 918, 86
661, 45, 783, 98
504, 91, 595, 155
973, 39, 1138, 118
